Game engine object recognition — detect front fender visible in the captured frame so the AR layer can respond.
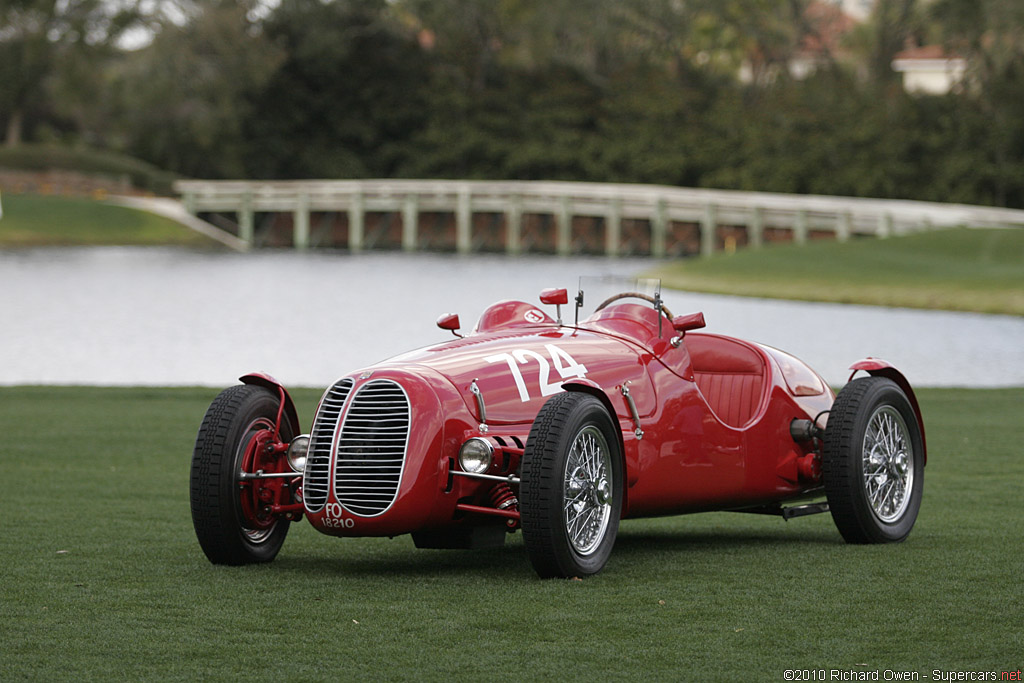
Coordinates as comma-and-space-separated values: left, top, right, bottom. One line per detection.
848, 359, 927, 463
561, 379, 639, 492
240, 372, 301, 436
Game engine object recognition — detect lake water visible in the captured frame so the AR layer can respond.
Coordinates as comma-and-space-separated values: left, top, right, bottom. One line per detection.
2, 247, 1022, 388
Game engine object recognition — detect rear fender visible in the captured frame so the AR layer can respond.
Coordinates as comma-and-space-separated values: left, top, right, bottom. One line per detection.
240, 373, 301, 437
848, 359, 927, 463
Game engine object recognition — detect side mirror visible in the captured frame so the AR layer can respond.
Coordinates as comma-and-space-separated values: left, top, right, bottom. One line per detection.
539, 288, 568, 305
539, 288, 568, 326
436, 312, 462, 337
672, 312, 706, 335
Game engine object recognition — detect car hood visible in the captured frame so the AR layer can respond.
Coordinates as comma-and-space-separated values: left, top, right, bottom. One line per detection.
365, 325, 654, 425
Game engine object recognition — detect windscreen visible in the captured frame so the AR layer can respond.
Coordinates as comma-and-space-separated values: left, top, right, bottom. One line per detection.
575, 276, 663, 324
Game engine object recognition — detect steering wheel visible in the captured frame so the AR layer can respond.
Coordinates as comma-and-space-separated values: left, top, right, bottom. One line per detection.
594, 292, 674, 321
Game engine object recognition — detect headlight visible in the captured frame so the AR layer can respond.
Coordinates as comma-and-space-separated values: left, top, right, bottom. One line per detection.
459, 437, 493, 474
287, 435, 310, 472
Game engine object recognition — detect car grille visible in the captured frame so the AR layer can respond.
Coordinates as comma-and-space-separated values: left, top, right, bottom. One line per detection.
334, 379, 410, 516
302, 378, 354, 514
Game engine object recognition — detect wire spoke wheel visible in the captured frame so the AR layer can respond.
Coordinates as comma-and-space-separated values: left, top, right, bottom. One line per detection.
862, 406, 914, 523
521, 392, 623, 578
562, 426, 613, 556
823, 376, 924, 544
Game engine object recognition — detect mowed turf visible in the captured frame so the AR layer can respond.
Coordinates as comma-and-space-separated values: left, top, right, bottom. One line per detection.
0, 194, 216, 247
648, 227, 1024, 316
2, 386, 1020, 681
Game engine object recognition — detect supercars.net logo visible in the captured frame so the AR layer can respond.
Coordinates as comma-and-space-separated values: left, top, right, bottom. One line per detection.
783, 670, 1021, 682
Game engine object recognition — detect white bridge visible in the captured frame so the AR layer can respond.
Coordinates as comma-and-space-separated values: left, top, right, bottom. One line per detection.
174, 179, 1024, 255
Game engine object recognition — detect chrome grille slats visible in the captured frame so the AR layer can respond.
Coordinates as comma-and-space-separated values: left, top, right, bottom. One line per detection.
302, 378, 353, 513
334, 379, 410, 517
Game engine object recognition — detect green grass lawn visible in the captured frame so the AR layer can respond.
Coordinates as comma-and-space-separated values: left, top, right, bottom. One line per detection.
2, 385, 1020, 681
0, 193, 217, 247
648, 227, 1024, 316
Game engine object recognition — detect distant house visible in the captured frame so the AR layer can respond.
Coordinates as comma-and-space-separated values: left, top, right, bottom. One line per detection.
821, 0, 875, 22
738, 1, 858, 84
891, 45, 967, 95
789, 1, 859, 79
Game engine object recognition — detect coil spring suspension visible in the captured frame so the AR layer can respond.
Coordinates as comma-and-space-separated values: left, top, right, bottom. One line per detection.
488, 482, 519, 528
488, 482, 518, 511
487, 481, 520, 511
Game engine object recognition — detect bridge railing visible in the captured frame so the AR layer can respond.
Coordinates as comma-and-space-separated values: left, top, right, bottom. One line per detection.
174, 179, 1024, 255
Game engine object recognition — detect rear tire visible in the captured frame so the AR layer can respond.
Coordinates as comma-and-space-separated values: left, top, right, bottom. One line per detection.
520, 392, 623, 578
822, 377, 924, 543
190, 385, 294, 564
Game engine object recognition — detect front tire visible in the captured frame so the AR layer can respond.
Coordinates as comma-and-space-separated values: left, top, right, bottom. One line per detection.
822, 377, 924, 543
190, 384, 295, 564
520, 392, 623, 578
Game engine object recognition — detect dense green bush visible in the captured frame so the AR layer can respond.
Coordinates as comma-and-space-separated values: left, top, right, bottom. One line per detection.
0, 144, 178, 195
3, 0, 1023, 208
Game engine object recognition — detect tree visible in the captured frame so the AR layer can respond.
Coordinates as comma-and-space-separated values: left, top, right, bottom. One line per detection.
0, 0, 141, 145
864, 0, 923, 85
112, 0, 284, 177
243, 0, 429, 178
928, 0, 1024, 206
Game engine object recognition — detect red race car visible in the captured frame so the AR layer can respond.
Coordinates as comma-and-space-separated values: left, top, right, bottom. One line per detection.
190, 278, 925, 578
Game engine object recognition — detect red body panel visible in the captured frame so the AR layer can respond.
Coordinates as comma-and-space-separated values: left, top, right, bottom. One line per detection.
240, 372, 300, 434
301, 300, 841, 539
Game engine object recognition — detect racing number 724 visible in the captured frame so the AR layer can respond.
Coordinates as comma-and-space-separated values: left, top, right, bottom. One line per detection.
484, 344, 588, 402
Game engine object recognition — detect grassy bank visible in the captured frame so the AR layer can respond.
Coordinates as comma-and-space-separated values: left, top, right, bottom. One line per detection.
648, 227, 1024, 316
1, 385, 1020, 681
0, 194, 217, 247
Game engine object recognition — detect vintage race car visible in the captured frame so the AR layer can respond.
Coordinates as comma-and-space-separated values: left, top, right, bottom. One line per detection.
190, 279, 925, 578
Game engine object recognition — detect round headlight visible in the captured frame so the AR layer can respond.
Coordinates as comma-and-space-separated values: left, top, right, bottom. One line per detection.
287, 435, 310, 472
459, 437, 493, 474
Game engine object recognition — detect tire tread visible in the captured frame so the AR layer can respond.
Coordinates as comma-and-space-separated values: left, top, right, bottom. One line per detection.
190, 384, 290, 565
520, 391, 621, 578
822, 376, 923, 544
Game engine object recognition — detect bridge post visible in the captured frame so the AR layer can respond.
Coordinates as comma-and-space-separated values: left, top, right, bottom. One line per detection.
183, 190, 196, 216
239, 190, 254, 247
749, 206, 764, 249
294, 191, 310, 250
556, 196, 572, 256
700, 203, 716, 257
837, 211, 852, 242
878, 212, 893, 238
605, 198, 622, 257
402, 194, 418, 252
651, 199, 667, 258
456, 186, 472, 254
794, 209, 808, 245
348, 189, 364, 252
505, 195, 522, 255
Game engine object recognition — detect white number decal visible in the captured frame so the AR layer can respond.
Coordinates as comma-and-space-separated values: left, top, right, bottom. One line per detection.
513, 349, 560, 397
484, 344, 588, 402
323, 502, 355, 528
548, 343, 588, 381
484, 353, 531, 401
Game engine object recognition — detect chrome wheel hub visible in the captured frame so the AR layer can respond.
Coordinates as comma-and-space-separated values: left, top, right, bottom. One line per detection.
563, 426, 612, 556
862, 405, 914, 523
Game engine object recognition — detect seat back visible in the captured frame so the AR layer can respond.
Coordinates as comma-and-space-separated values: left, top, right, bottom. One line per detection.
687, 334, 767, 428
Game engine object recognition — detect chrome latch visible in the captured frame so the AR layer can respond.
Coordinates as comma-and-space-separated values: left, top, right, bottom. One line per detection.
470, 379, 488, 431
620, 384, 644, 440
